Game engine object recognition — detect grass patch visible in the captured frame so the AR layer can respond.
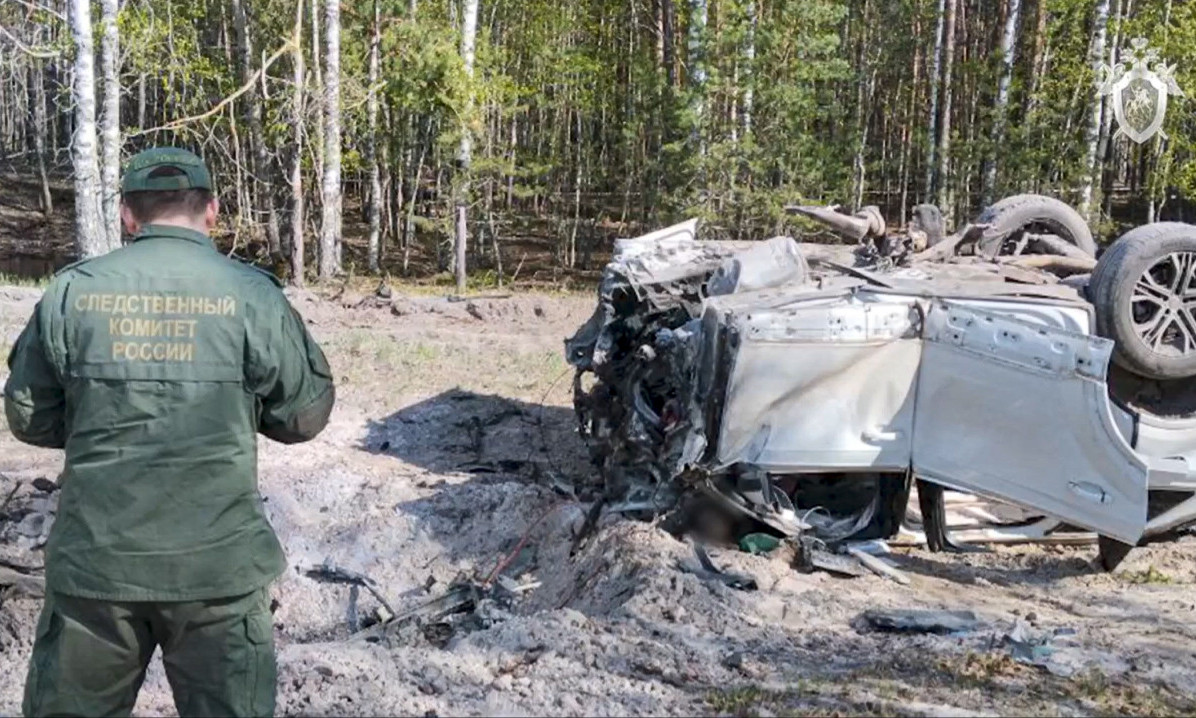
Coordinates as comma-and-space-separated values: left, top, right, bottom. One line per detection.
1121, 565, 1174, 585
935, 651, 1032, 687
1065, 666, 1194, 716
705, 686, 786, 717
927, 651, 1195, 716
308, 270, 591, 299
0, 273, 50, 288
705, 657, 1196, 718
329, 332, 448, 387
704, 679, 924, 717
325, 330, 569, 400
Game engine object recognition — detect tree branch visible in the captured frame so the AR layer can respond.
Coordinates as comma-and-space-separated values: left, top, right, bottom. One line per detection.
10, 0, 65, 21
0, 24, 61, 58
126, 36, 296, 138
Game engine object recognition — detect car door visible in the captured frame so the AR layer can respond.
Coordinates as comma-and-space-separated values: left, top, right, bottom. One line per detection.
714, 290, 922, 472
912, 300, 1148, 545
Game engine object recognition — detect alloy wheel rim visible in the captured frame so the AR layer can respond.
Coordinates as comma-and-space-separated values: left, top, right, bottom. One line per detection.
1130, 251, 1196, 357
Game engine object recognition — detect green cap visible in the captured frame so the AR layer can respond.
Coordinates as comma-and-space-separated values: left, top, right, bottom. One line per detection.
121, 147, 213, 193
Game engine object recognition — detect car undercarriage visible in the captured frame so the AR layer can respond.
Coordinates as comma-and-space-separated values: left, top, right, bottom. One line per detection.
565, 196, 1196, 571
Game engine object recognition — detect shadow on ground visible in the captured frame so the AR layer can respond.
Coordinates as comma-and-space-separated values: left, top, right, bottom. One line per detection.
890, 549, 1100, 586
338, 389, 595, 601
360, 388, 590, 482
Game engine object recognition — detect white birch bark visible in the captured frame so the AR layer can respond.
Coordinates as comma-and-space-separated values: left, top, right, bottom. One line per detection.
319, 0, 342, 279
1079, 0, 1111, 220
454, 0, 479, 293
742, 0, 755, 138
851, 0, 873, 212
70, 0, 106, 258
982, 0, 1022, 205
924, 0, 947, 202
30, 24, 52, 217
99, 0, 121, 251
290, 0, 306, 286
687, 0, 708, 154
1096, 0, 1124, 214
936, 0, 958, 225
367, 0, 382, 273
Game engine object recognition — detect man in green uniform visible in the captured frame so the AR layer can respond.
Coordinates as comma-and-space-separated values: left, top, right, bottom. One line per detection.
3, 147, 336, 717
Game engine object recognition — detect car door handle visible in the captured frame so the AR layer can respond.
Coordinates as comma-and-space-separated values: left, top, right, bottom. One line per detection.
1069, 481, 1111, 505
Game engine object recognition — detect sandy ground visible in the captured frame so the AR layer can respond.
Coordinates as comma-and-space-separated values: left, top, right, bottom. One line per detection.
2, 282, 1196, 717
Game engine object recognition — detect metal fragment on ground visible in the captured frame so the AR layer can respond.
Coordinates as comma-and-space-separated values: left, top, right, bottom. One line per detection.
861, 609, 982, 634
792, 537, 869, 578
680, 544, 758, 591
353, 578, 520, 647
304, 560, 397, 618
844, 546, 911, 585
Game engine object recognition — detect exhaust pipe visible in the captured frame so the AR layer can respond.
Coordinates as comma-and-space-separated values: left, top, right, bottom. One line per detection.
785, 205, 881, 243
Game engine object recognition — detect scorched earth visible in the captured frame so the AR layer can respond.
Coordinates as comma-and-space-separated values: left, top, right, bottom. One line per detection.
1, 282, 1195, 717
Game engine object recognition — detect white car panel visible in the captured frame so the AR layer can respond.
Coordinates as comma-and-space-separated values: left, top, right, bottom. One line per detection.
716, 293, 921, 471
912, 301, 1149, 544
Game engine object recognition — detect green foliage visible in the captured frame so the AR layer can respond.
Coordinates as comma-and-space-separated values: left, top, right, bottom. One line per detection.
8, 0, 1196, 275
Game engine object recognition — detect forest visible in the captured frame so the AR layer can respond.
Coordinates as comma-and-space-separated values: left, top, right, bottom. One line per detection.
0, 0, 1192, 288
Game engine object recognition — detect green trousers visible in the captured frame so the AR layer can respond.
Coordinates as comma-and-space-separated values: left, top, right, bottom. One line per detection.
22, 588, 276, 718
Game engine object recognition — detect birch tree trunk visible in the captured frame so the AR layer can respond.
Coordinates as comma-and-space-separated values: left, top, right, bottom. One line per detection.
319, 0, 342, 279
310, 0, 325, 225
1079, 0, 1111, 220
70, 0, 106, 259
981, 0, 1022, 205
232, 0, 281, 257
367, 0, 382, 273
30, 48, 52, 216
1146, 0, 1170, 222
924, 0, 947, 202
1026, 0, 1049, 119
454, 0, 479, 293
1097, 0, 1124, 214
137, 73, 147, 130
686, 0, 708, 156
654, 0, 665, 70
289, 0, 306, 287
936, 0, 958, 226
851, 0, 873, 212
742, 0, 755, 138
662, 0, 676, 90
99, 0, 121, 251
899, 61, 917, 224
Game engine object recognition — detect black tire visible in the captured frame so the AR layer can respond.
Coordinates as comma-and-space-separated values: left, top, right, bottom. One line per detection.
1091, 223, 1196, 380
911, 204, 946, 248
975, 194, 1097, 256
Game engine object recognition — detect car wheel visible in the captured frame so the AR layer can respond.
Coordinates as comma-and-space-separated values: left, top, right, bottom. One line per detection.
974, 194, 1097, 257
910, 204, 946, 248
1091, 223, 1196, 380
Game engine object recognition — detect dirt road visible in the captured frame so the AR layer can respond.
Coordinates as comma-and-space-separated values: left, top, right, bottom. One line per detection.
2, 282, 1195, 716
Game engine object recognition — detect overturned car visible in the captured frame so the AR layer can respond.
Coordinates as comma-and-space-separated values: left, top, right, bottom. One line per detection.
566, 195, 1196, 570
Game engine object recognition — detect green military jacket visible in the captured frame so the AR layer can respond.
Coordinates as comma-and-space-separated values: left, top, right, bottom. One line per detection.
3, 225, 335, 601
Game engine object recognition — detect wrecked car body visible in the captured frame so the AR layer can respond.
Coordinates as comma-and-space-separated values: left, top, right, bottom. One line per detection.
567, 198, 1196, 570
